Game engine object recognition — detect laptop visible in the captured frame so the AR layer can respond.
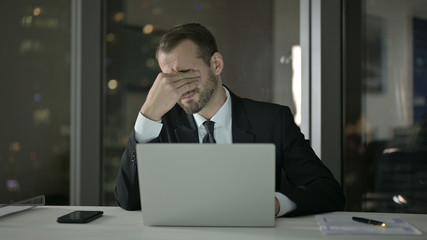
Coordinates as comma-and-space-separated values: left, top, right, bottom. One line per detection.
136, 143, 276, 227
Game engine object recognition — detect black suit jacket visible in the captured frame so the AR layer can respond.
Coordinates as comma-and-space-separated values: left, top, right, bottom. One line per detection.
115, 89, 345, 216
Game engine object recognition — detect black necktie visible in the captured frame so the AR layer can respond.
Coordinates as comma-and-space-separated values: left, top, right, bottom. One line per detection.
202, 121, 216, 143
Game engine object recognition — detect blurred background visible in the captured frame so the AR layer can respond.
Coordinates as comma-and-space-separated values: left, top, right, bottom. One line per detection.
0, 0, 426, 213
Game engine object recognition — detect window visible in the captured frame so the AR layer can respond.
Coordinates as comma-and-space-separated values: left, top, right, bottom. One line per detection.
0, 1, 71, 204
344, 0, 427, 213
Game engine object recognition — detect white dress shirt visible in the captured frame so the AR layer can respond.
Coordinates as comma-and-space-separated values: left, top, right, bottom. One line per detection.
134, 87, 296, 216
192, 87, 232, 144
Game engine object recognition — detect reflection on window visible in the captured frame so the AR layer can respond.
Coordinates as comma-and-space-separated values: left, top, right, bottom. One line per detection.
344, 0, 427, 213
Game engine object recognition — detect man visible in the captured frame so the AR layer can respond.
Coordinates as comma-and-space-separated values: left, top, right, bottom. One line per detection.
115, 23, 345, 216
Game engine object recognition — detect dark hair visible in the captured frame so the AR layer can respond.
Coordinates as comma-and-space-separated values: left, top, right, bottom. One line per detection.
157, 23, 218, 66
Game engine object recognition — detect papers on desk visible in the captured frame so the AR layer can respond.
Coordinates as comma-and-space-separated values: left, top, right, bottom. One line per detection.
315, 215, 422, 235
0, 195, 45, 218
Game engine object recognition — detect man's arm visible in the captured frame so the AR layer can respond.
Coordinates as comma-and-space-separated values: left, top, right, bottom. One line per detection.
115, 113, 163, 210
278, 107, 345, 216
115, 71, 199, 210
115, 130, 143, 210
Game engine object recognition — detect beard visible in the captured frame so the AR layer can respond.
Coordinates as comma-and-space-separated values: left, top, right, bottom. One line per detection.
178, 70, 218, 114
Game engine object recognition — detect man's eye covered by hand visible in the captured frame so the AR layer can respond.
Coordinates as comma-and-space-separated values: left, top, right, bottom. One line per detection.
171, 70, 200, 78
163, 70, 200, 88
139, 70, 201, 121
177, 69, 198, 74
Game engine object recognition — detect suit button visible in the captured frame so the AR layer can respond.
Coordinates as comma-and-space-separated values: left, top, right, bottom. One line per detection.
131, 151, 136, 166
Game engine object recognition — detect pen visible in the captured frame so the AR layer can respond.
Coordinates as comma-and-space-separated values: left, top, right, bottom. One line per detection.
352, 216, 387, 228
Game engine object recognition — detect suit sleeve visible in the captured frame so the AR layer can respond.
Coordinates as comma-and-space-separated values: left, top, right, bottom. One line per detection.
116, 110, 167, 210
114, 130, 142, 210
115, 128, 164, 210
278, 108, 345, 216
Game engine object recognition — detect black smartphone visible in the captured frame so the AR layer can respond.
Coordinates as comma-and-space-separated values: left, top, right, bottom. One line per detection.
57, 210, 103, 223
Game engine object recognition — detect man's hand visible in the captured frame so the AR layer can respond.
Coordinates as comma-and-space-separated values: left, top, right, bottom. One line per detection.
140, 71, 200, 121
275, 197, 280, 216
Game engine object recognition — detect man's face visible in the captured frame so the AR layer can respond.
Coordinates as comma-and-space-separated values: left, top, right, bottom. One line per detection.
157, 40, 218, 114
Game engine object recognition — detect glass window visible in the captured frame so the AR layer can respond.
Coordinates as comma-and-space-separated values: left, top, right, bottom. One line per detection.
103, 0, 301, 205
344, 0, 427, 213
0, 1, 71, 204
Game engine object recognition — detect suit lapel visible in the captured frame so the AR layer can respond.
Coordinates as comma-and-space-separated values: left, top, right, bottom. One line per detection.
229, 91, 255, 143
174, 109, 199, 143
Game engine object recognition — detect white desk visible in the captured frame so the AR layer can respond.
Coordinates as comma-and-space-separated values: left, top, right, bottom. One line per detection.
1, 206, 426, 240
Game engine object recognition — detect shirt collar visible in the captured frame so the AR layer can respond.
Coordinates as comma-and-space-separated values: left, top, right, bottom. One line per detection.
193, 86, 232, 129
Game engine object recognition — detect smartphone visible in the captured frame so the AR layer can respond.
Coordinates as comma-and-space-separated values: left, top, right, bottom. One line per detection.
57, 210, 103, 223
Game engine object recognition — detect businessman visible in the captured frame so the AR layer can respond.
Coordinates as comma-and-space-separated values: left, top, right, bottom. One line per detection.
115, 22, 345, 216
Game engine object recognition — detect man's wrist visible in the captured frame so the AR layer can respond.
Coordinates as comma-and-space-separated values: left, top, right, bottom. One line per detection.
274, 192, 297, 217
140, 109, 162, 122
275, 197, 280, 216
134, 112, 162, 143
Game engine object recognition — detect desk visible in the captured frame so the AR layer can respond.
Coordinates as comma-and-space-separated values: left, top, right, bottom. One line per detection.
1, 206, 426, 240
